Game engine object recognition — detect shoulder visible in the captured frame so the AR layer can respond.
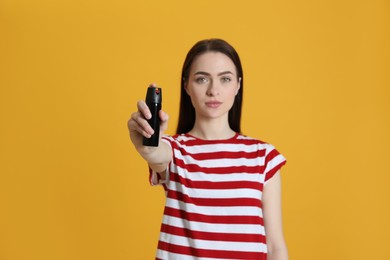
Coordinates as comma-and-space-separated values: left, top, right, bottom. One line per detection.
236, 133, 269, 146
236, 134, 281, 154
236, 133, 262, 142
161, 133, 197, 147
162, 133, 195, 142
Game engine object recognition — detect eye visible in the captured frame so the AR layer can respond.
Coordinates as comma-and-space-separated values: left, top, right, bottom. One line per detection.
195, 77, 209, 84
221, 77, 232, 83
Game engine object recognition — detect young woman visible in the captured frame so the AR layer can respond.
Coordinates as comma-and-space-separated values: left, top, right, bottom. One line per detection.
128, 39, 288, 260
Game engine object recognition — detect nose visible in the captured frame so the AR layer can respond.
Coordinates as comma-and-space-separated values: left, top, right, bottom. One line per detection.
206, 81, 220, 96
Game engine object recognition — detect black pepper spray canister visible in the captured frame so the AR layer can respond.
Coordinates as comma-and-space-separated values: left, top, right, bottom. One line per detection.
143, 85, 162, 147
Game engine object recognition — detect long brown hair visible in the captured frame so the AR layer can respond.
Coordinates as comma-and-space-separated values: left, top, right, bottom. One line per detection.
176, 39, 244, 134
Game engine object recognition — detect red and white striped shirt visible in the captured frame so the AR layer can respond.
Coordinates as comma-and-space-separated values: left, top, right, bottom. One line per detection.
149, 133, 286, 260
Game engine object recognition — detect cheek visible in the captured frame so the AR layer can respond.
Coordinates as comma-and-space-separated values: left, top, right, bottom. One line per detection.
188, 90, 203, 105
228, 87, 239, 99
227, 89, 239, 106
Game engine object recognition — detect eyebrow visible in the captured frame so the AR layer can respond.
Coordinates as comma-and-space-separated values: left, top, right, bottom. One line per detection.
194, 71, 235, 76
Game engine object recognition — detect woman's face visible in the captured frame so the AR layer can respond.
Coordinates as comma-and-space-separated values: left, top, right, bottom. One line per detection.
185, 51, 241, 122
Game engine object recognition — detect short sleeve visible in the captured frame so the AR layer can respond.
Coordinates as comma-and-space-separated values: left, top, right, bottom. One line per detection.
264, 144, 287, 184
148, 135, 172, 187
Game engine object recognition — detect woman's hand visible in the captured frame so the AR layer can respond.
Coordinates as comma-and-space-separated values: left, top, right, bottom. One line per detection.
127, 99, 169, 157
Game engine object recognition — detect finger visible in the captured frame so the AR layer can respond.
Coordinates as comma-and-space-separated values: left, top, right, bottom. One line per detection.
159, 110, 169, 122
129, 117, 152, 138
159, 110, 169, 132
137, 100, 151, 119
130, 112, 154, 136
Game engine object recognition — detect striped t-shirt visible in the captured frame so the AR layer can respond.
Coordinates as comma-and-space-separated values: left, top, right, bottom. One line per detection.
149, 133, 286, 260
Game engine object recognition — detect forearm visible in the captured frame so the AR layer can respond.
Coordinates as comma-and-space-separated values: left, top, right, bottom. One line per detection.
144, 142, 171, 180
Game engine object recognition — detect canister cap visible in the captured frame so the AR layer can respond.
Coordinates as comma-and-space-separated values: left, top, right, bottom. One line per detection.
145, 85, 162, 104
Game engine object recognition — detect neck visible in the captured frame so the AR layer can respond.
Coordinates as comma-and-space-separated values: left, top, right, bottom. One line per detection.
189, 117, 236, 140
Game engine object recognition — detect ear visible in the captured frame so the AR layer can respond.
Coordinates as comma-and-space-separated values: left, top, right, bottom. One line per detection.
183, 78, 191, 96
236, 77, 242, 95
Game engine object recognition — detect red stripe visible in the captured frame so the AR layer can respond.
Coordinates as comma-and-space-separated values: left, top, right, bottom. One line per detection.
161, 223, 266, 243
170, 172, 263, 190
148, 167, 154, 185
174, 148, 265, 161
167, 190, 262, 207
158, 241, 266, 259
265, 160, 287, 182
164, 134, 267, 146
149, 168, 168, 191
164, 207, 264, 225
265, 148, 279, 163
174, 158, 265, 174
171, 134, 264, 146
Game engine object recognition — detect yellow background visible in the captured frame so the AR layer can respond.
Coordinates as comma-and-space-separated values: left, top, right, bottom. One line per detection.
1, 0, 389, 259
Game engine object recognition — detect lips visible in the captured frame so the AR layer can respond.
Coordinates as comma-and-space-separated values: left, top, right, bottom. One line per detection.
205, 101, 222, 108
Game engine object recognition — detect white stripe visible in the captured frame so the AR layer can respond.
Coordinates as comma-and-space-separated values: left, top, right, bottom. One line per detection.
167, 133, 258, 142
264, 154, 286, 174
177, 143, 261, 154
162, 134, 197, 144
166, 198, 263, 218
162, 215, 265, 235
169, 181, 262, 199
163, 134, 269, 152
171, 163, 264, 182
160, 232, 267, 253
237, 135, 256, 140
174, 150, 264, 168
